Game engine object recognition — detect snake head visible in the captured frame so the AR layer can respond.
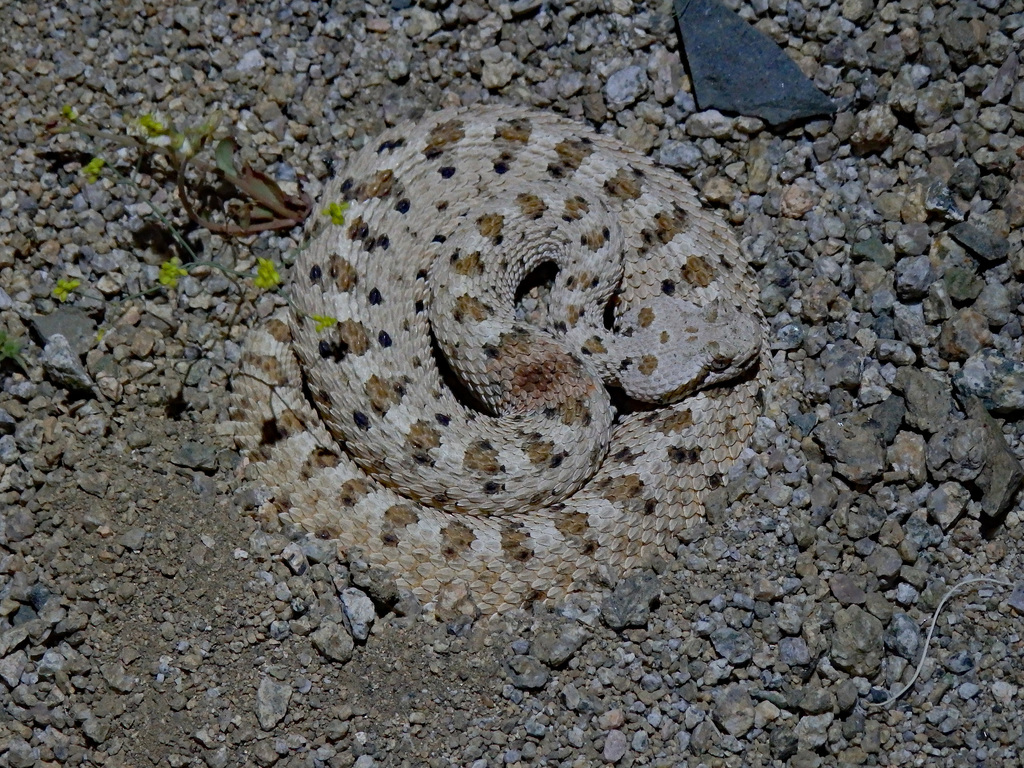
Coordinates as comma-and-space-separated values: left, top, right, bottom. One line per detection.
612, 296, 762, 403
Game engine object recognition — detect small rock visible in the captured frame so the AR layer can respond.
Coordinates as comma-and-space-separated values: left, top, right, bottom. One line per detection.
813, 409, 889, 484
685, 109, 734, 139
83, 716, 111, 744
340, 588, 376, 641
949, 222, 1009, 263
350, 562, 400, 610
829, 573, 866, 605
794, 713, 833, 750
885, 611, 922, 660
831, 606, 884, 676
657, 140, 703, 171
779, 636, 811, 666
926, 482, 971, 530
710, 627, 753, 664
311, 620, 354, 663
507, 655, 549, 690
256, 677, 292, 730
603, 729, 628, 762
894, 255, 936, 298
865, 546, 902, 579
602, 572, 661, 630
236, 49, 266, 73
31, 307, 96, 355
938, 308, 993, 361
892, 367, 952, 433
713, 684, 755, 737
963, 399, 1024, 517
281, 543, 308, 576
532, 622, 589, 668
954, 349, 1024, 416
171, 442, 218, 471
604, 65, 648, 109
8, 738, 37, 768
41, 333, 93, 391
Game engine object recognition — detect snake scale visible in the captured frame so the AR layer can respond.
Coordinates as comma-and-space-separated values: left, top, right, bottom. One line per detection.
230, 105, 768, 615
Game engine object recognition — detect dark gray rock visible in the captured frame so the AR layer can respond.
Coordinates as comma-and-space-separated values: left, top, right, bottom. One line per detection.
532, 622, 589, 668
893, 367, 953, 433
713, 684, 755, 737
41, 334, 93, 391
779, 636, 811, 666
963, 399, 1024, 517
311, 620, 354, 663
350, 562, 400, 610
602, 572, 661, 630
31, 307, 96, 356
954, 349, 1024, 416
949, 222, 1009, 264
831, 606, 884, 676
676, 0, 834, 126
256, 677, 291, 730
170, 442, 218, 471
507, 655, 549, 690
710, 627, 753, 664
813, 398, 904, 484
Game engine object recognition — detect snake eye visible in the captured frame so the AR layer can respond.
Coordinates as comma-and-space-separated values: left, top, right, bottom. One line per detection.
710, 357, 732, 372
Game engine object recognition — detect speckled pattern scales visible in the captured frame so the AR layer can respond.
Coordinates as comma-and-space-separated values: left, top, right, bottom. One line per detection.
231, 105, 769, 615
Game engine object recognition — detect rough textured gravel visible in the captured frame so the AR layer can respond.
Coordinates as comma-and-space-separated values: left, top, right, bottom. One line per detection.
1, 1, 1023, 767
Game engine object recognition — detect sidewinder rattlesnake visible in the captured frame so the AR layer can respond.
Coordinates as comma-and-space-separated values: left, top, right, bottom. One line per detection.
231, 105, 768, 615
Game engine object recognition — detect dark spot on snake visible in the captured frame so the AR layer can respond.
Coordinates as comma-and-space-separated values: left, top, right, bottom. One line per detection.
483, 345, 500, 359
549, 454, 564, 468
602, 227, 610, 239
260, 418, 283, 445
439, 166, 456, 178
368, 288, 382, 305
353, 411, 370, 430
309, 265, 322, 282
376, 137, 405, 153
396, 198, 410, 213
318, 340, 332, 358
644, 498, 657, 514
554, 321, 567, 334
494, 161, 508, 174
709, 473, 723, 489
416, 269, 428, 280
667, 445, 700, 463
436, 413, 451, 426
378, 235, 390, 250
483, 480, 502, 495
662, 279, 676, 296
432, 234, 446, 243
415, 300, 424, 313
340, 178, 353, 195
378, 330, 392, 347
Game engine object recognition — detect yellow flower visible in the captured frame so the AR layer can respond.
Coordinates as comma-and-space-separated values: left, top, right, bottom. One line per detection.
53, 278, 81, 302
61, 104, 79, 121
82, 158, 105, 183
254, 258, 281, 290
311, 314, 338, 332
137, 113, 169, 137
159, 258, 189, 288
322, 201, 349, 225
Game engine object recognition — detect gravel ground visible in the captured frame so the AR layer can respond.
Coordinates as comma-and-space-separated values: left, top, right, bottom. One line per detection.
2, 0, 1024, 766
